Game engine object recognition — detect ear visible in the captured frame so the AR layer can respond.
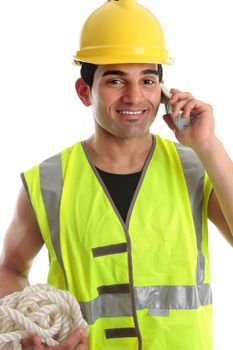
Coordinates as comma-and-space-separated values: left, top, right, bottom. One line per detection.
75, 78, 91, 106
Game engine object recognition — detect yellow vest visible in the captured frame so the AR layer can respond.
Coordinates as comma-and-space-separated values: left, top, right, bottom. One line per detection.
22, 135, 213, 350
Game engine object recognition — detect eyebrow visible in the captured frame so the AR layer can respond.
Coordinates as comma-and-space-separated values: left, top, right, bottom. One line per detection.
102, 69, 159, 77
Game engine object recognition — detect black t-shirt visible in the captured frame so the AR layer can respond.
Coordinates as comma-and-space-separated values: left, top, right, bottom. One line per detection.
96, 167, 142, 222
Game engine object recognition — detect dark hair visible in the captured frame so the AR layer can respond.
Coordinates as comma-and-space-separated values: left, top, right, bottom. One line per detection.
80, 63, 99, 88
80, 62, 163, 88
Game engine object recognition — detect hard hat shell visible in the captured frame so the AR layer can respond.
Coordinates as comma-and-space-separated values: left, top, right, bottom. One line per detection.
74, 0, 174, 65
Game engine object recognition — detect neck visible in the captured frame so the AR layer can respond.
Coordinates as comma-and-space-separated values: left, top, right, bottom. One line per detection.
84, 132, 154, 174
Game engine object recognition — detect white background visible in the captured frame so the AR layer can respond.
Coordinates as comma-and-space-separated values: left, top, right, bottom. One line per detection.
0, 1, 232, 348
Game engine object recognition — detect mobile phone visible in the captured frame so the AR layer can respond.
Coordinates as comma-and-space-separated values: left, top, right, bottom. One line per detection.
160, 83, 190, 132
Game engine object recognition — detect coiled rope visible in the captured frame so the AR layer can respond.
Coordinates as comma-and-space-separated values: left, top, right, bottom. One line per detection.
0, 284, 89, 349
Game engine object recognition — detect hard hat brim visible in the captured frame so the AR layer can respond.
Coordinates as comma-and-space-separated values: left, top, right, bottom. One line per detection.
74, 46, 175, 65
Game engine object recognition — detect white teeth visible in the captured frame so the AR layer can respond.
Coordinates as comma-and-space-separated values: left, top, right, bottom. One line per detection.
118, 110, 144, 115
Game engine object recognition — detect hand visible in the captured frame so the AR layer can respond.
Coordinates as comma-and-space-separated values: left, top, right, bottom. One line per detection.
163, 88, 216, 152
21, 329, 88, 350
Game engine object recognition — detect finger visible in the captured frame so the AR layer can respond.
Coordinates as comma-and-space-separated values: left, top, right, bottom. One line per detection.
57, 329, 88, 350
169, 89, 193, 104
170, 94, 206, 119
167, 90, 194, 119
170, 98, 196, 119
75, 329, 88, 345
177, 98, 210, 119
182, 101, 197, 118
21, 335, 42, 348
76, 344, 88, 350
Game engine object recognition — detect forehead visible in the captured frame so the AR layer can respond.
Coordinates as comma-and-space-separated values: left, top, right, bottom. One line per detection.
95, 63, 158, 78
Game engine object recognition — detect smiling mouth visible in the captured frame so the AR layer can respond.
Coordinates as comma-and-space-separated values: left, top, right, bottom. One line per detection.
117, 110, 146, 115
116, 110, 146, 123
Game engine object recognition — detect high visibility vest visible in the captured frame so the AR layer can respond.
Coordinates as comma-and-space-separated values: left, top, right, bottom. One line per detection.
22, 135, 213, 350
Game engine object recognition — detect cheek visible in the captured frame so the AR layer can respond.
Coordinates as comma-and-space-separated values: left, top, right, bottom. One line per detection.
91, 98, 110, 123
151, 92, 161, 105
143, 89, 161, 106
99, 94, 118, 114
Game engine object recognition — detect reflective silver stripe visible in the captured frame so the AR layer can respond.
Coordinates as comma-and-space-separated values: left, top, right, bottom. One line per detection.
148, 309, 170, 316
80, 284, 212, 324
79, 293, 133, 325
174, 143, 205, 285
135, 284, 212, 309
39, 154, 68, 289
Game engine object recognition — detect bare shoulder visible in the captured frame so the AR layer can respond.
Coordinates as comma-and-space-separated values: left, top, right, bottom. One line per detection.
0, 186, 44, 276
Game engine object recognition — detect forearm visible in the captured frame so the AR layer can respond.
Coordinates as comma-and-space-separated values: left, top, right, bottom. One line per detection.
0, 265, 29, 298
195, 137, 233, 236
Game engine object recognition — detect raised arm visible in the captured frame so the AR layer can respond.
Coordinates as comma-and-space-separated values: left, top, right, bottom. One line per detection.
0, 186, 44, 297
197, 139, 233, 246
163, 88, 233, 245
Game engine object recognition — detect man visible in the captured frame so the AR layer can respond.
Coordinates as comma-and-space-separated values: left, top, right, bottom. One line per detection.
0, 1, 233, 349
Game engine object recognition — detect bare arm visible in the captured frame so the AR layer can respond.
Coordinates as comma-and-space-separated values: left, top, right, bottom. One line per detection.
0, 188, 88, 348
208, 189, 233, 246
163, 89, 233, 245
197, 139, 233, 246
0, 186, 44, 297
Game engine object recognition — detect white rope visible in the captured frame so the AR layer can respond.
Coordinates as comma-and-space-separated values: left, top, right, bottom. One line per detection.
0, 284, 89, 349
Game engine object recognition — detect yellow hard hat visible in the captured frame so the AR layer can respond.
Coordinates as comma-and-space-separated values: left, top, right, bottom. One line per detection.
74, 0, 174, 65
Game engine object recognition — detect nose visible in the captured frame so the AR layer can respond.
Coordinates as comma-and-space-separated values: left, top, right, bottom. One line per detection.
121, 82, 144, 104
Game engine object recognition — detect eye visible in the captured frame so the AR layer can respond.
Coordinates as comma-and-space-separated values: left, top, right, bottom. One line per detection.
107, 79, 124, 86
143, 79, 156, 85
